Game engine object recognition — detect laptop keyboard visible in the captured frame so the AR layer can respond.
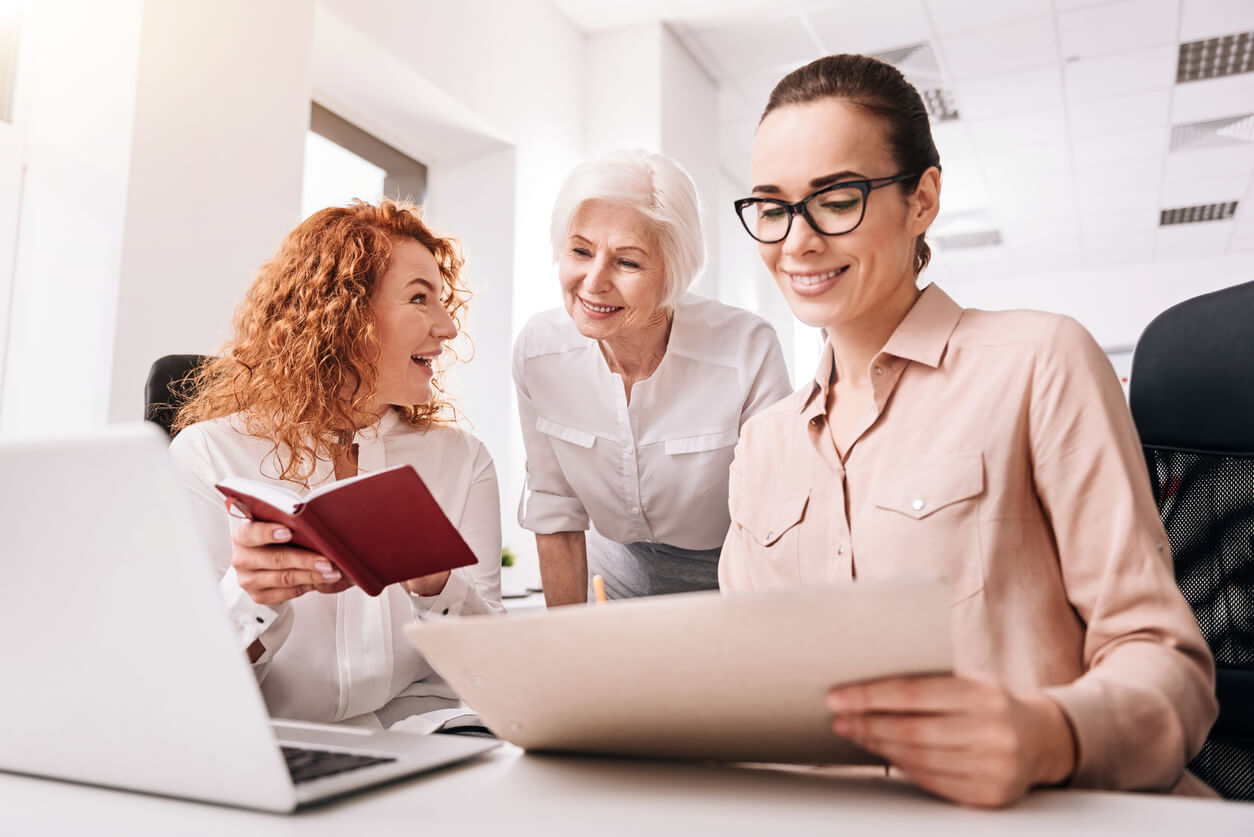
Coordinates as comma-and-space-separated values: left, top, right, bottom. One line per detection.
280, 745, 397, 785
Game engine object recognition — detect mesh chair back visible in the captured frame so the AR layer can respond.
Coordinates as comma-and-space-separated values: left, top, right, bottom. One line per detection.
1130, 280, 1254, 800
144, 354, 209, 438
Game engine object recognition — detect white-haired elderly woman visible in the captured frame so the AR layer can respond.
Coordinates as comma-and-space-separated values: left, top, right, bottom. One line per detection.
513, 149, 793, 605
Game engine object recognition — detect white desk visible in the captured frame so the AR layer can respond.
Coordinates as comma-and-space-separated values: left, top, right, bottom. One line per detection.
2, 746, 1251, 836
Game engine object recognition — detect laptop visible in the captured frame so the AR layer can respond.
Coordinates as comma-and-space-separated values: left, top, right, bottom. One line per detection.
0, 423, 497, 812
406, 577, 952, 765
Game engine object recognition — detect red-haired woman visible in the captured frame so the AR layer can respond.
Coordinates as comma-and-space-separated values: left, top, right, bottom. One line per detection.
171, 200, 502, 730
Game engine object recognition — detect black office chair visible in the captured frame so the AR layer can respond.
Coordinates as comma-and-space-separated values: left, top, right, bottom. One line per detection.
1129, 280, 1254, 800
144, 354, 210, 438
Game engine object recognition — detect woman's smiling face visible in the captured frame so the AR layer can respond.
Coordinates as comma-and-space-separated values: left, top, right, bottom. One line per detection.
558, 200, 668, 342
750, 97, 939, 334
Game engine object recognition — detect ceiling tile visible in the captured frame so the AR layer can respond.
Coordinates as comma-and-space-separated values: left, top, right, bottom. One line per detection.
805, 0, 933, 56
1163, 144, 1254, 180
936, 157, 991, 213
1067, 89, 1172, 139
1082, 228, 1157, 266
967, 109, 1068, 154
1180, 0, 1254, 41
924, 0, 1054, 35
1064, 45, 1178, 102
1170, 73, 1254, 124
1072, 127, 1168, 165
1058, 0, 1180, 61
936, 17, 1060, 81
695, 13, 819, 80
955, 67, 1066, 120
1155, 221, 1235, 258
932, 121, 978, 160
1160, 173, 1248, 206
1074, 162, 1163, 219
1055, 0, 1124, 8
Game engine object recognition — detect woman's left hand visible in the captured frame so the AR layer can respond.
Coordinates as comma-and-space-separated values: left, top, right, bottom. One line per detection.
403, 571, 451, 597
826, 674, 1076, 808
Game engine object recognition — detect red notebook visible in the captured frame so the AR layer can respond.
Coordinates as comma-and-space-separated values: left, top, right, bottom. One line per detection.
215, 465, 477, 597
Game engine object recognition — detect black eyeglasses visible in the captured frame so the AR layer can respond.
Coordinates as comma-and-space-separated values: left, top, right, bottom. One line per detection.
733, 172, 919, 244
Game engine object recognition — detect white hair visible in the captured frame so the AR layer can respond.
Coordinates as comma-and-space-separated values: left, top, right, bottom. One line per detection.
549, 149, 705, 309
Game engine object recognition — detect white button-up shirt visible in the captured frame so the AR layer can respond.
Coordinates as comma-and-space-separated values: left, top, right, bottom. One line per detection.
514, 294, 793, 550
169, 409, 503, 726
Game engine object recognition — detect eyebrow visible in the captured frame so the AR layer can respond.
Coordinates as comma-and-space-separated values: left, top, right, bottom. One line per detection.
403, 277, 438, 292
569, 234, 649, 255
752, 170, 869, 195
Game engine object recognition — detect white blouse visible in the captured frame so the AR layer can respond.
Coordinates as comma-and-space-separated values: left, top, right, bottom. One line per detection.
168, 409, 504, 727
514, 294, 793, 550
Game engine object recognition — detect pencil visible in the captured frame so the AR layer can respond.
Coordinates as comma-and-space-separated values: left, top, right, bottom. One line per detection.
592, 574, 606, 605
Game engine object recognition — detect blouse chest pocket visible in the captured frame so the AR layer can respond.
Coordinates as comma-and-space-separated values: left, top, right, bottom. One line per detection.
663, 428, 739, 456
871, 452, 985, 603
730, 489, 810, 580
535, 417, 596, 449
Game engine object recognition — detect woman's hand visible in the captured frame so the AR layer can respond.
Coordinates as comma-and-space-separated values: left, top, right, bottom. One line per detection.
403, 571, 451, 597
231, 522, 351, 605
826, 674, 1077, 808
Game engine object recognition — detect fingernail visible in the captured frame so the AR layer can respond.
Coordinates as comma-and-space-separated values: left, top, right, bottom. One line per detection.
827, 693, 847, 712
833, 718, 853, 736
314, 561, 332, 572
321, 570, 341, 581
273, 527, 292, 541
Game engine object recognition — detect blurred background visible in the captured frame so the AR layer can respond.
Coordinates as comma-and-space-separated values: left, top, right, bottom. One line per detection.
0, 0, 1250, 585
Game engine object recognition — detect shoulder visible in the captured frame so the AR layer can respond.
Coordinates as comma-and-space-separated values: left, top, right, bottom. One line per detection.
739, 387, 811, 437
169, 414, 251, 459
391, 421, 495, 476
671, 295, 783, 364
953, 307, 1092, 350
514, 306, 585, 361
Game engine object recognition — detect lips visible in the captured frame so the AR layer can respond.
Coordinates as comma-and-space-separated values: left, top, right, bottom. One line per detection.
579, 297, 623, 316
784, 265, 849, 297
410, 350, 440, 374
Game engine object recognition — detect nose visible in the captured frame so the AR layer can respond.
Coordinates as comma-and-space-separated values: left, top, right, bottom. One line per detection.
582, 255, 614, 295
779, 211, 825, 260
432, 300, 457, 341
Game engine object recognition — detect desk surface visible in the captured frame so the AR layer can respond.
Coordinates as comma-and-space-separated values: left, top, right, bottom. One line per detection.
2, 746, 1251, 836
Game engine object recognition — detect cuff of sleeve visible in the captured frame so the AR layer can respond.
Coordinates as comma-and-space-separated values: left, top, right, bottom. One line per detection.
518, 489, 590, 534
1041, 679, 1115, 789
412, 569, 472, 618
219, 567, 286, 665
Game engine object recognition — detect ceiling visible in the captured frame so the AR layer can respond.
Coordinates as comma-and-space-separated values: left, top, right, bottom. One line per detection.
551, 0, 1254, 279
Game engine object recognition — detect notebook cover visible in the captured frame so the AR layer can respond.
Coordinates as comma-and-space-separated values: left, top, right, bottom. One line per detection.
217, 465, 477, 596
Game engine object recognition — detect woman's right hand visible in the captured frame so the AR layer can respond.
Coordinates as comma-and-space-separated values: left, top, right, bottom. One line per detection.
231, 522, 351, 605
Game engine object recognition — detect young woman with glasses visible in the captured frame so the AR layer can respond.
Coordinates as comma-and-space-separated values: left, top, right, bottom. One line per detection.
720, 54, 1217, 806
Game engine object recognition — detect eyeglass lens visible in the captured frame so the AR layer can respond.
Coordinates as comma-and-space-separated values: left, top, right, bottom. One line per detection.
740, 186, 866, 242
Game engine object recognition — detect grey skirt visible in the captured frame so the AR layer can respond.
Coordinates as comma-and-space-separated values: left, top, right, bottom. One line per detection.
586, 528, 721, 600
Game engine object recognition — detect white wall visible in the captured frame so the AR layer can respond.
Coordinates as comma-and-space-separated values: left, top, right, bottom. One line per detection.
0, 0, 143, 432
108, 0, 313, 422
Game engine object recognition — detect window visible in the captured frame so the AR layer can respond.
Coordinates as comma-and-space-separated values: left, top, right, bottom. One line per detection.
301, 103, 427, 219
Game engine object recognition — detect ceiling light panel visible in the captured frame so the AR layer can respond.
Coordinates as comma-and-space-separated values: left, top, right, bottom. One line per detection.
938, 17, 1059, 82
1159, 201, 1239, 224
924, 0, 1053, 36
1177, 32, 1254, 82
1065, 45, 1178, 102
1057, 0, 1180, 61
1171, 112, 1254, 150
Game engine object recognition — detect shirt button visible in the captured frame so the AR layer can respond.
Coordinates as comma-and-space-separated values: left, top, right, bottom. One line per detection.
874, 366, 884, 375
837, 546, 845, 555
911, 498, 925, 511
625, 445, 634, 455
1155, 541, 1165, 552
631, 506, 640, 515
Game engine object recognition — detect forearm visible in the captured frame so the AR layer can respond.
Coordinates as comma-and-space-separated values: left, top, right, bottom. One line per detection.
536, 532, 588, 607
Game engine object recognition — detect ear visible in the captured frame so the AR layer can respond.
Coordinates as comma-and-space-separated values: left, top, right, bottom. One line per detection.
907, 166, 941, 236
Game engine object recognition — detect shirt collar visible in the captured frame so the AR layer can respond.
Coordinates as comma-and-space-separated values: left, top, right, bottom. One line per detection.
798, 283, 963, 416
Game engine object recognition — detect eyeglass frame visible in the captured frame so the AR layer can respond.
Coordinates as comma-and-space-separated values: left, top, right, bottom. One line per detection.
733, 171, 921, 244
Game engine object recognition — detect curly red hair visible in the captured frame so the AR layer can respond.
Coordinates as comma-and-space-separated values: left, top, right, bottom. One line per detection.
173, 199, 469, 485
